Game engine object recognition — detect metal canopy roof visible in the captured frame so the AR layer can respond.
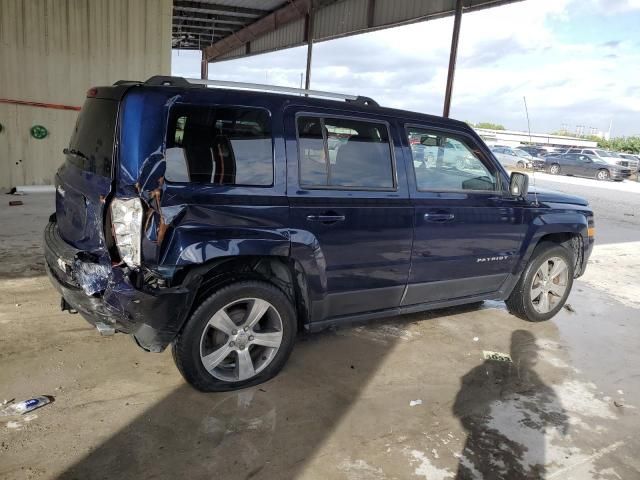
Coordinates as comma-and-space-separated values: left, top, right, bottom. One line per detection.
173, 0, 522, 61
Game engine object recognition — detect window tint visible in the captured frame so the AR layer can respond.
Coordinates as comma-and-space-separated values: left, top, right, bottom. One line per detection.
66, 98, 118, 177
408, 127, 498, 192
165, 105, 273, 186
297, 116, 394, 189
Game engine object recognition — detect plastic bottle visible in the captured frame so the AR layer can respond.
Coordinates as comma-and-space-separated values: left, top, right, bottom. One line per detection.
0, 396, 53, 416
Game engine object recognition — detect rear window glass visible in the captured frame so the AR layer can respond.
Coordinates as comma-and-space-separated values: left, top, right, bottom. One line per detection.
297, 116, 394, 189
66, 98, 118, 177
165, 105, 273, 186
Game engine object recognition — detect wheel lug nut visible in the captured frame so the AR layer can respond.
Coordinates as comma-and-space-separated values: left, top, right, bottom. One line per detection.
229, 341, 235, 347
249, 335, 254, 341
239, 345, 245, 350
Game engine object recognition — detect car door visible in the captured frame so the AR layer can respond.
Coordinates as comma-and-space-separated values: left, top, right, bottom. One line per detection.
402, 125, 527, 306
575, 154, 595, 177
560, 154, 580, 175
284, 108, 414, 323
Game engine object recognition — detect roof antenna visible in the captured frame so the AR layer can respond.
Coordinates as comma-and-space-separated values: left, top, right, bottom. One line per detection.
523, 95, 539, 207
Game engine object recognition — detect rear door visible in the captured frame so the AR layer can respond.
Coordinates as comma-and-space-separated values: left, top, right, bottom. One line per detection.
55, 94, 118, 251
285, 108, 413, 322
403, 125, 526, 305
560, 154, 580, 175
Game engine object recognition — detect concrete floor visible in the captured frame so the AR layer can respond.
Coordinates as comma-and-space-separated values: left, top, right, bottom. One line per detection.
1, 179, 639, 480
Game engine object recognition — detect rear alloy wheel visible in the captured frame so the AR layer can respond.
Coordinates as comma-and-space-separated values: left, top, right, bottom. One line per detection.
596, 169, 610, 181
549, 164, 561, 175
506, 243, 574, 322
173, 281, 296, 392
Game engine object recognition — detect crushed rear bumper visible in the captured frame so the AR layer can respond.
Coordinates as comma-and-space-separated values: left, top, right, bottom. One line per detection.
44, 221, 201, 352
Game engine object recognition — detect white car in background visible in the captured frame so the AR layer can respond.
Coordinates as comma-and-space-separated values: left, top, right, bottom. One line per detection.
564, 148, 630, 168
618, 153, 640, 171
489, 146, 533, 169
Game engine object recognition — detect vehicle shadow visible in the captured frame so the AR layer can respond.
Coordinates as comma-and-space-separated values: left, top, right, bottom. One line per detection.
58, 303, 484, 480
452, 330, 569, 479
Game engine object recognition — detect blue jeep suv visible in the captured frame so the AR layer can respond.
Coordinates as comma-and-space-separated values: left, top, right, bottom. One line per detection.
45, 76, 594, 391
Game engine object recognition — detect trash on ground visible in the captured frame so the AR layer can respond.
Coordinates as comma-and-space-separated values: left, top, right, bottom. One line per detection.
0, 396, 53, 416
617, 389, 624, 395
614, 401, 624, 408
564, 304, 576, 313
473, 336, 479, 342
409, 399, 423, 407
483, 350, 512, 363
9, 200, 23, 206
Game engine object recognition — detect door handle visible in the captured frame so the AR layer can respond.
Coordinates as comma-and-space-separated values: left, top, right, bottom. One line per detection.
306, 213, 346, 223
424, 212, 455, 223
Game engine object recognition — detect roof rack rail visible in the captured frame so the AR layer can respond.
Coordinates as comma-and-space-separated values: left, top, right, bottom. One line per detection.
113, 80, 141, 86
144, 76, 202, 88
185, 78, 379, 107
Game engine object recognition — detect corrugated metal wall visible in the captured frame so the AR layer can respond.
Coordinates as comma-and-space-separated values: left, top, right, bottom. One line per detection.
0, 0, 172, 189
212, 0, 520, 62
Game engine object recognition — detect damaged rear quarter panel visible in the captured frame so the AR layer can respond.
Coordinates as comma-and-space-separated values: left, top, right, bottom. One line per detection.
117, 87, 291, 274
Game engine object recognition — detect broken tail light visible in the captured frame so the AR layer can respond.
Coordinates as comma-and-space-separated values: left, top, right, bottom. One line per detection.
110, 198, 143, 268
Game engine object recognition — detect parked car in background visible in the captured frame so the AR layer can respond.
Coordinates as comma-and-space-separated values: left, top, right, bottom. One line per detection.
618, 153, 640, 171
518, 145, 547, 158
546, 153, 632, 181
411, 134, 477, 169
489, 146, 532, 169
564, 148, 629, 167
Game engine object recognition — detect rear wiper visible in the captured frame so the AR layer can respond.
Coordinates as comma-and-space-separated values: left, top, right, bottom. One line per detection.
63, 147, 89, 160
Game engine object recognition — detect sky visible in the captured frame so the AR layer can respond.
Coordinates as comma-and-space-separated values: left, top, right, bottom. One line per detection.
172, 0, 640, 137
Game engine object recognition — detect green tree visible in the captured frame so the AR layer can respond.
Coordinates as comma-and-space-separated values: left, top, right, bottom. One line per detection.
599, 136, 640, 154
475, 122, 506, 130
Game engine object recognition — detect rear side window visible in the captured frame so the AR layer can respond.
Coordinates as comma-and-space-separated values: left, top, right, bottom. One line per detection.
66, 98, 118, 177
165, 105, 273, 186
297, 116, 395, 189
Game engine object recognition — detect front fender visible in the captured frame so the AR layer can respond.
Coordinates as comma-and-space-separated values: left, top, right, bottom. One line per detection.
515, 206, 590, 275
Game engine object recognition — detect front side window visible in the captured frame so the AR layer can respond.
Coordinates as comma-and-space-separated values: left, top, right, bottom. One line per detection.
297, 116, 394, 189
165, 105, 273, 186
407, 127, 498, 192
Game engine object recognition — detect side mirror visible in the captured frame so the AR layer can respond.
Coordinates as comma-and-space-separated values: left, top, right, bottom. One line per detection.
509, 172, 529, 198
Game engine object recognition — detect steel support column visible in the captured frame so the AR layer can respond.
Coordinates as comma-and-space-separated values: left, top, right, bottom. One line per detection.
304, 2, 314, 90
443, 0, 463, 118
200, 49, 209, 80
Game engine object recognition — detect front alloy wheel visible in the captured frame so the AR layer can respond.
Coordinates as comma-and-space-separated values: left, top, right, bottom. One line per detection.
506, 243, 574, 322
596, 169, 610, 181
529, 257, 569, 314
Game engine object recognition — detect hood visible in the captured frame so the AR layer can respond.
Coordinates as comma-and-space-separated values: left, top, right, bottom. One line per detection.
526, 186, 589, 206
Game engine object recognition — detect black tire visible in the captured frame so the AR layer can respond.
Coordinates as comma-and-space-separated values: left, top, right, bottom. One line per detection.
549, 164, 561, 175
506, 243, 574, 322
596, 169, 610, 181
172, 281, 297, 392
517, 161, 525, 169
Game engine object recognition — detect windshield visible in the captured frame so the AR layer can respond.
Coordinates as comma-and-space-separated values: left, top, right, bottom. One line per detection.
66, 98, 118, 177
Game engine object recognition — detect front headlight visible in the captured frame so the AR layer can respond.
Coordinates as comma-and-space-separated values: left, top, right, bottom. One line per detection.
110, 197, 143, 268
